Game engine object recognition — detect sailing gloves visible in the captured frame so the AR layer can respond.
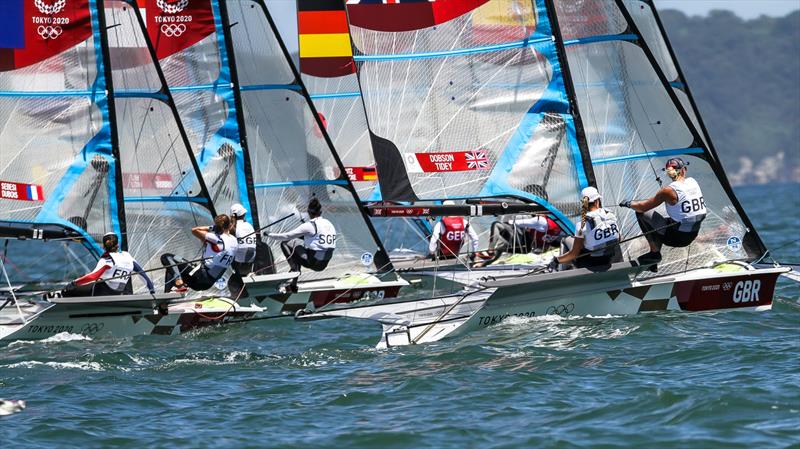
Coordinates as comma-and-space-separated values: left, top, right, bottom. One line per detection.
547, 256, 559, 272
619, 200, 633, 209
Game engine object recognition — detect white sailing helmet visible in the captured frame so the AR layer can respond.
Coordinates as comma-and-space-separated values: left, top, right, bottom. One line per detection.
230, 203, 247, 218
581, 186, 602, 203
442, 200, 456, 206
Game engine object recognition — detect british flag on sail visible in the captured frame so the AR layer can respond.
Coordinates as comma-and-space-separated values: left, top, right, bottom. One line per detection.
465, 150, 488, 170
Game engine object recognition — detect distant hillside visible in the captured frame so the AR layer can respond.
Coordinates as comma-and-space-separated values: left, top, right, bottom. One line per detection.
659, 9, 800, 185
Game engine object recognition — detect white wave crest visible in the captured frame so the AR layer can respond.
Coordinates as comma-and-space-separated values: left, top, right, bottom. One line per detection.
8, 332, 92, 347
4, 360, 103, 371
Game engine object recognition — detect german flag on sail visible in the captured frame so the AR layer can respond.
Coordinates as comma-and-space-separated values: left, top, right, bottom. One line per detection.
298, 0, 356, 78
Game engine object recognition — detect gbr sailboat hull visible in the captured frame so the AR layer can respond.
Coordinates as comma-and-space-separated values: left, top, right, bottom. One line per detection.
300, 263, 789, 348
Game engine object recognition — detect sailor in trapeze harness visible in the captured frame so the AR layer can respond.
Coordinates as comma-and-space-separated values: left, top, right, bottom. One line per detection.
227, 203, 256, 297
428, 200, 479, 262
548, 186, 621, 272
160, 214, 238, 293
619, 157, 707, 271
61, 232, 155, 297
266, 198, 336, 292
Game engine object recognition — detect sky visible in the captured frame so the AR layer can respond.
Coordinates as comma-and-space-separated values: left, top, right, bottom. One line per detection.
654, 0, 799, 19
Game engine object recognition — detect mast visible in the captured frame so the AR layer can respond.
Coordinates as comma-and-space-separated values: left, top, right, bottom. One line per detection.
95, 0, 128, 251
216, 0, 261, 228
543, 0, 595, 188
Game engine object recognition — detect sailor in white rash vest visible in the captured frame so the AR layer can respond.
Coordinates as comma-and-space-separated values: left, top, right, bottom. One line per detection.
160, 214, 238, 292
548, 186, 621, 272
266, 198, 336, 291
619, 157, 707, 270
228, 203, 257, 297
62, 232, 155, 297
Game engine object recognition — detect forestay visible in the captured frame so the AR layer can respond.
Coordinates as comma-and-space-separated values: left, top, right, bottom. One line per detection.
552, 0, 768, 276
345, 0, 588, 229
218, 0, 395, 282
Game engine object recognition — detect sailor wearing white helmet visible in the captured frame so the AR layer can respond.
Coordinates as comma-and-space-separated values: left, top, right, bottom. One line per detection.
548, 186, 621, 272
228, 203, 257, 297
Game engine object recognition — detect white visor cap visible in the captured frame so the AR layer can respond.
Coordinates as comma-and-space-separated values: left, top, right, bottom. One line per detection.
230, 203, 247, 217
581, 186, 602, 203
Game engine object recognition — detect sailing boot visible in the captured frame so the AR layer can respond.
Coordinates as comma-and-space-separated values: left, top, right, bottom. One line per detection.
637, 251, 662, 273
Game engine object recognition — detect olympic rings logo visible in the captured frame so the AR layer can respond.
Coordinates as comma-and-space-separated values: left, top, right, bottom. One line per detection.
545, 303, 575, 317
157, 0, 189, 14
37, 25, 63, 39
80, 322, 104, 335
35, 0, 66, 15
160, 23, 186, 37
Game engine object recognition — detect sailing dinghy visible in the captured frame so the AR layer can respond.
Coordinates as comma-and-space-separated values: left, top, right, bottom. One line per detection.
145, 0, 409, 317
0, 0, 261, 342
294, 0, 790, 347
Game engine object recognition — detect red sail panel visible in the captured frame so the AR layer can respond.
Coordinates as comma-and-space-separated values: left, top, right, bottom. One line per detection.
0, 0, 92, 71
298, 2, 354, 78
0, 180, 44, 202
144, 0, 215, 60
346, 0, 490, 32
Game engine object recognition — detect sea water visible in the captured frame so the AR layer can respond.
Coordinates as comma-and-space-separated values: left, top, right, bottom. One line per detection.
1, 184, 798, 449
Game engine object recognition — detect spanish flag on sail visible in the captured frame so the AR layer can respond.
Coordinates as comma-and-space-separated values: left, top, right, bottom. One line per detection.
298, 0, 356, 78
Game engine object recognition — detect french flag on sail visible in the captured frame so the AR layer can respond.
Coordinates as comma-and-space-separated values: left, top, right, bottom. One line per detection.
0, 0, 25, 49
27, 184, 43, 201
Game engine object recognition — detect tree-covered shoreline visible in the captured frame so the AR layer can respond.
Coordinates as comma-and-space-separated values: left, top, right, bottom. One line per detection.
660, 9, 800, 185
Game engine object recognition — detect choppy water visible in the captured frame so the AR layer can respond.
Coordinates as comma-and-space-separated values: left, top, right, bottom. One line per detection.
2, 184, 799, 449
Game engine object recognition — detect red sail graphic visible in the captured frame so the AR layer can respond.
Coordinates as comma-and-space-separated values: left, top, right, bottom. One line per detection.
0, 0, 92, 71
405, 150, 490, 173
347, 0, 490, 32
145, 0, 215, 60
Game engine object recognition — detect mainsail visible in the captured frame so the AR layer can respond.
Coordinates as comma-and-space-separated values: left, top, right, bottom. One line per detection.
199, 0, 396, 281
0, 0, 122, 284
551, 0, 768, 274
345, 0, 588, 230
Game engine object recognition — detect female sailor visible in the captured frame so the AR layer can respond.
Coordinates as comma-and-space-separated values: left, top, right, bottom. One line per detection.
548, 187, 621, 272
160, 214, 238, 293
619, 157, 706, 269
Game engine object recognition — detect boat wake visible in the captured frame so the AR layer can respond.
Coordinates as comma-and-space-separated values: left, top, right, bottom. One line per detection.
7, 332, 92, 347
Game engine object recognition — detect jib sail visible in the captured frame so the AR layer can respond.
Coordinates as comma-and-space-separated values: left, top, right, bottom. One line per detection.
551, 0, 768, 274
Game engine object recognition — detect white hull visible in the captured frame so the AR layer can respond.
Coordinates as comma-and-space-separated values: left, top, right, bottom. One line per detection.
1, 294, 263, 342
300, 262, 789, 347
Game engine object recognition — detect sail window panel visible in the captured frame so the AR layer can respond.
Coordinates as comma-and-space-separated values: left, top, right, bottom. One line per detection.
506, 114, 581, 216
350, 0, 541, 54
0, 96, 100, 222
114, 98, 203, 198
125, 200, 213, 273
170, 89, 228, 163
256, 186, 387, 281
157, 33, 221, 88
0, 238, 96, 285
304, 74, 376, 200
358, 46, 552, 199
622, 0, 678, 81
241, 90, 338, 185
104, 1, 162, 92
553, 0, 627, 41
56, 155, 115, 240
224, 0, 295, 86
0, 41, 97, 92
595, 157, 755, 277
567, 41, 693, 160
